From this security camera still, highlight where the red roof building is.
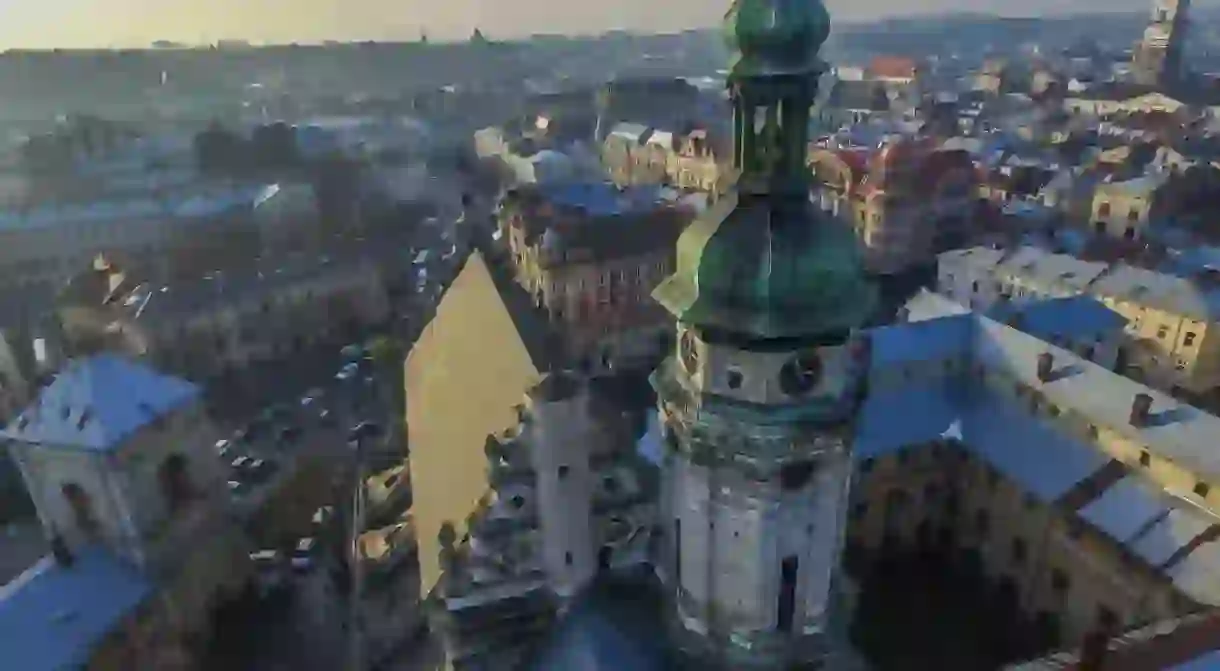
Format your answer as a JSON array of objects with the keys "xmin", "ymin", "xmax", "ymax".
[{"xmin": 867, "ymin": 56, "xmax": 919, "ymax": 82}]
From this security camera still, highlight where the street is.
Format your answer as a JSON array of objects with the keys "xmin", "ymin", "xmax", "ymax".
[{"xmin": 206, "ymin": 557, "xmax": 347, "ymax": 671}]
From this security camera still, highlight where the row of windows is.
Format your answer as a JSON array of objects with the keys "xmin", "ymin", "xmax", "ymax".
[{"xmin": 1095, "ymin": 201, "xmax": 1143, "ymax": 222}]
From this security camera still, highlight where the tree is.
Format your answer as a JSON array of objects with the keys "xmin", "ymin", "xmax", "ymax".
[
  {"xmin": 193, "ymin": 120, "xmax": 248, "ymax": 176},
  {"xmin": 251, "ymin": 121, "xmax": 300, "ymax": 171}
]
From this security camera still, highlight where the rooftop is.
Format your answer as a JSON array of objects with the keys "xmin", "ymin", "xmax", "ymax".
[
  {"xmin": 2, "ymin": 354, "xmax": 199, "ymax": 452},
  {"xmin": 858, "ymin": 309, "xmax": 1220, "ymax": 606},
  {"xmin": 0, "ymin": 183, "xmax": 273, "ymax": 232},
  {"xmin": 0, "ymin": 547, "xmax": 152, "ymax": 671}
]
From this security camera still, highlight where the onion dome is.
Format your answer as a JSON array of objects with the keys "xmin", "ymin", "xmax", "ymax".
[{"xmin": 723, "ymin": 0, "xmax": 831, "ymax": 76}]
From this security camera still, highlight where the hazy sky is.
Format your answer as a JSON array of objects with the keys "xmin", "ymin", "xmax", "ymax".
[{"xmin": 0, "ymin": 0, "xmax": 1204, "ymax": 49}]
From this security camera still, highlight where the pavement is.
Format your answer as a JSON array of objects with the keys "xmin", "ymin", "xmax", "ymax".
[{"xmin": 202, "ymin": 326, "xmax": 424, "ymax": 670}]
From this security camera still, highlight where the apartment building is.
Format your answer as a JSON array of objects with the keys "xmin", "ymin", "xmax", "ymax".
[
  {"xmin": 1089, "ymin": 173, "xmax": 1171, "ymax": 240},
  {"xmin": 1, "ymin": 356, "xmax": 253, "ymax": 669},
  {"xmin": 809, "ymin": 139, "xmax": 976, "ymax": 275},
  {"xmin": 938, "ymin": 245, "xmax": 1220, "ymax": 393},
  {"xmin": 56, "ymin": 254, "xmax": 389, "ymax": 382},
  {"xmin": 851, "ymin": 313, "xmax": 1220, "ymax": 648},
  {"xmin": 497, "ymin": 182, "xmax": 690, "ymax": 373},
  {"xmin": 0, "ymin": 181, "xmax": 320, "ymax": 293},
  {"xmin": 601, "ymin": 123, "xmax": 726, "ymax": 193}
]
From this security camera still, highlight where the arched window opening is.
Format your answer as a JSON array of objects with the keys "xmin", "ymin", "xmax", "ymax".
[{"xmin": 62, "ymin": 482, "xmax": 100, "ymax": 537}]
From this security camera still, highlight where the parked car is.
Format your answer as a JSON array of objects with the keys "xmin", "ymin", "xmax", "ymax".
[
  {"xmin": 318, "ymin": 409, "xmax": 337, "ymax": 427},
  {"xmin": 227, "ymin": 480, "xmax": 246, "ymax": 497},
  {"xmin": 291, "ymin": 537, "xmax": 317, "ymax": 572},
  {"xmin": 336, "ymin": 363, "xmax": 359, "ymax": 382}
]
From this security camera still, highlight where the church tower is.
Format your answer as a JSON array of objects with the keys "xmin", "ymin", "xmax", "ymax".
[
  {"xmin": 651, "ymin": 1, "xmax": 875, "ymax": 668},
  {"xmin": 1132, "ymin": 0, "xmax": 1191, "ymax": 87}
]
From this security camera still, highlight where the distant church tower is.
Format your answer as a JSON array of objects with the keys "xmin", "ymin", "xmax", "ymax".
[
  {"xmin": 651, "ymin": 0, "xmax": 875, "ymax": 668},
  {"xmin": 1132, "ymin": 0, "xmax": 1191, "ymax": 87}
]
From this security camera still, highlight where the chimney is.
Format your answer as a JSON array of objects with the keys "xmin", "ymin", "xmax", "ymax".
[
  {"xmin": 1130, "ymin": 393, "xmax": 1153, "ymax": 427},
  {"xmin": 1036, "ymin": 352, "xmax": 1055, "ymax": 382},
  {"xmin": 1077, "ymin": 629, "xmax": 1111, "ymax": 671},
  {"xmin": 50, "ymin": 532, "xmax": 74, "ymax": 568}
]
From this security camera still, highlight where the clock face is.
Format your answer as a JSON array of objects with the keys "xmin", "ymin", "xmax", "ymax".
[
  {"xmin": 779, "ymin": 351, "xmax": 822, "ymax": 397},
  {"xmin": 679, "ymin": 330, "xmax": 700, "ymax": 374}
]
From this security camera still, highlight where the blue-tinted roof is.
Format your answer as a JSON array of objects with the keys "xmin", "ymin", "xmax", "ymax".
[
  {"xmin": 1167, "ymin": 539, "xmax": 1220, "ymax": 607},
  {"xmin": 1169, "ymin": 650, "xmax": 1220, "ymax": 671},
  {"xmin": 868, "ymin": 315, "xmax": 972, "ymax": 367},
  {"xmin": 2, "ymin": 354, "xmax": 199, "ymax": 452},
  {"xmin": 995, "ymin": 295, "xmax": 1127, "ymax": 341},
  {"xmin": 855, "ymin": 382, "xmax": 961, "ymax": 459},
  {"xmin": 536, "ymin": 182, "xmax": 663, "ymax": 217},
  {"xmin": 0, "ymin": 547, "xmax": 152, "ymax": 671},
  {"xmin": 0, "ymin": 186, "xmax": 265, "ymax": 232},
  {"xmin": 960, "ymin": 390, "xmax": 1109, "ymax": 502},
  {"xmin": 1078, "ymin": 476, "xmax": 1172, "ymax": 543},
  {"xmin": 855, "ymin": 382, "xmax": 1107, "ymax": 502},
  {"xmin": 1128, "ymin": 507, "xmax": 1215, "ymax": 567},
  {"xmin": 972, "ymin": 318, "xmax": 1220, "ymax": 481}
]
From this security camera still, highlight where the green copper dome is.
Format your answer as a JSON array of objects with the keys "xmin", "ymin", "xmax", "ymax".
[
  {"xmin": 723, "ymin": 0, "xmax": 831, "ymax": 76},
  {"xmin": 653, "ymin": 191, "xmax": 876, "ymax": 340},
  {"xmin": 652, "ymin": 0, "xmax": 874, "ymax": 340}
]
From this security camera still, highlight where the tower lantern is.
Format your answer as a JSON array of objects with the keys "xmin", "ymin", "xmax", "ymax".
[{"xmin": 650, "ymin": 0, "xmax": 875, "ymax": 667}]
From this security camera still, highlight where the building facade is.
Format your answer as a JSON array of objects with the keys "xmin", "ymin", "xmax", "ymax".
[
  {"xmin": 56, "ymin": 254, "xmax": 389, "ymax": 382},
  {"xmin": 937, "ymin": 245, "xmax": 1220, "ymax": 394},
  {"xmin": 648, "ymin": 1, "xmax": 875, "ymax": 665},
  {"xmin": 1131, "ymin": 0, "xmax": 1191, "ymax": 87},
  {"xmin": 497, "ymin": 182, "xmax": 690, "ymax": 373},
  {"xmin": 809, "ymin": 141, "xmax": 976, "ymax": 275},
  {"xmin": 851, "ymin": 314, "xmax": 1220, "ymax": 649},
  {"xmin": 601, "ymin": 124, "xmax": 727, "ymax": 193},
  {"xmin": 1, "ymin": 355, "xmax": 253, "ymax": 669}
]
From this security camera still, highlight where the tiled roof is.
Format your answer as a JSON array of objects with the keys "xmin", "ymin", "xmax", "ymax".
[
  {"xmin": 900, "ymin": 289, "xmax": 970, "ymax": 322},
  {"xmin": 1, "ymin": 354, "xmax": 199, "ymax": 452},
  {"xmin": 859, "ymin": 308, "xmax": 1220, "ymax": 498},
  {"xmin": 973, "ymin": 318, "xmax": 1220, "ymax": 481},
  {"xmin": 1078, "ymin": 475, "xmax": 1177, "ymax": 544},
  {"xmin": 994, "ymin": 246, "xmax": 1111, "ymax": 294},
  {"xmin": 939, "ymin": 246, "xmax": 1010, "ymax": 276},
  {"xmin": 0, "ymin": 547, "xmax": 153, "ymax": 671},
  {"xmin": 992, "ymin": 295, "xmax": 1128, "ymax": 341},
  {"xmin": 961, "ymin": 390, "xmax": 1111, "ymax": 502},
  {"xmin": 868, "ymin": 56, "xmax": 918, "ymax": 80},
  {"xmin": 869, "ymin": 314, "xmax": 973, "ymax": 366},
  {"xmin": 855, "ymin": 380, "xmax": 1108, "ymax": 503},
  {"xmin": 1090, "ymin": 264, "xmax": 1220, "ymax": 322}
]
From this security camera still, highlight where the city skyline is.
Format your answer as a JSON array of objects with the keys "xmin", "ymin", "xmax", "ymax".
[{"xmin": 0, "ymin": 0, "xmax": 1200, "ymax": 50}]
